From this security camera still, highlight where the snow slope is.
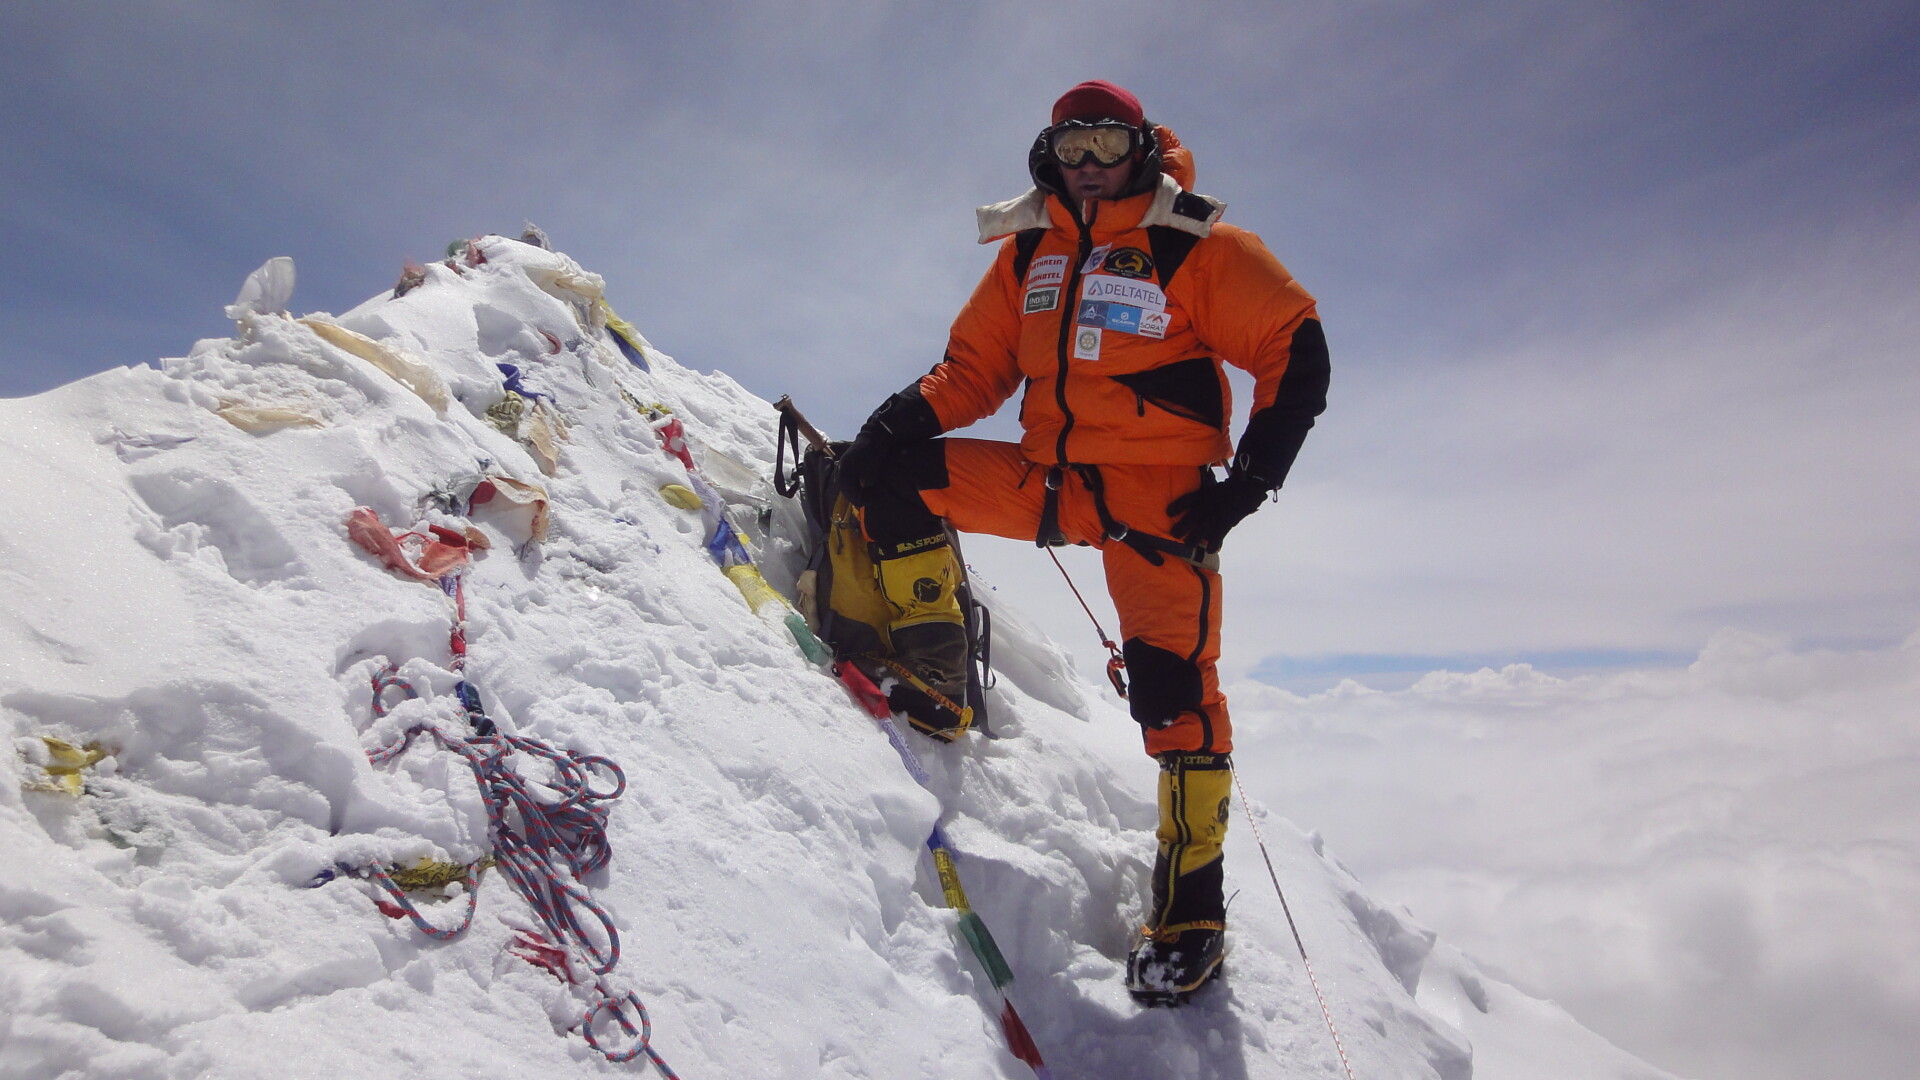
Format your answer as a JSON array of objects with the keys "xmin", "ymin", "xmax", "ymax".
[{"xmin": 0, "ymin": 237, "xmax": 1679, "ymax": 1080}]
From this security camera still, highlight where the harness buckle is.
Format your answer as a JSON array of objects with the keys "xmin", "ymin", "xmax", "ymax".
[{"xmin": 1036, "ymin": 466, "xmax": 1069, "ymax": 547}]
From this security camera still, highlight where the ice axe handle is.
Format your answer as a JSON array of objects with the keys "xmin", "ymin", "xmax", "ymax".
[{"xmin": 774, "ymin": 396, "xmax": 834, "ymax": 458}]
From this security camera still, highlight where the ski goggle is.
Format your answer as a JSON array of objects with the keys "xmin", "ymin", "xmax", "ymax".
[{"xmin": 1046, "ymin": 121, "xmax": 1140, "ymax": 168}]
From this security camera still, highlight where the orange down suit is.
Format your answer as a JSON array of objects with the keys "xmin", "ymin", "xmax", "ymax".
[
  {"xmin": 851, "ymin": 131, "xmax": 1327, "ymax": 938},
  {"xmin": 906, "ymin": 140, "xmax": 1323, "ymax": 759}
]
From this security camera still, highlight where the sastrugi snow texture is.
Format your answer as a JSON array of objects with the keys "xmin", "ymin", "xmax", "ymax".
[{"xmin": 0, "ymin": 237, "xmax": 1679, "ymax": 1079}]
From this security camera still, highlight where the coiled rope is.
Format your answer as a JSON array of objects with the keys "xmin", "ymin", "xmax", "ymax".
[{"xmin": 361, "ymin": 585, "xmax": 680, "ymax": 1076}]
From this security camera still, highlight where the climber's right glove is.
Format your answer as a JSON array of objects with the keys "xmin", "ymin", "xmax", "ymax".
[{"xmin": 837, "ymin": 386, "xmax": 941, "ymax": 500}]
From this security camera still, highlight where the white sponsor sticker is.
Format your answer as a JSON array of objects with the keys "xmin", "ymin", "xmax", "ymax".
[
  {"xmin": 1026, "ymin": 255, "xmax": 1068, "ymax": 289},
  {"xmin": 1023, "ymin": 286, "xmax": 1060, "ymax": 314},
  {"xmin": 1081, "ymin": 245, "xmax": 1112, "ymax": 273},
  {"xmin": 1138, "ymin": 309, "xmax": 1170, "ymax": 339},
  {"xmin": 1073, "ymin": 325, "xmax": 1102, "ymax": 361},
  {"xmin": 1080, "ymin": 275, "xmax": 1167, "ymax": 313}
]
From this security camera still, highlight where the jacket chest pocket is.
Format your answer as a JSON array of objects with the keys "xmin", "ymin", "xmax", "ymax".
[{"xmin": 1107, "ymin": 357, "xmax": 1225, "ymax": 428}]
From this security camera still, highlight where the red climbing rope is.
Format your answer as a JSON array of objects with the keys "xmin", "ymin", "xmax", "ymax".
[{"xmin": 1045, "ymin": 548, "xmax": 1130, "ymax": 698}]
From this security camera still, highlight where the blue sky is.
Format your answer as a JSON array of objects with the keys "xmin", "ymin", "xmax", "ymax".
[{"xmin": 4, "ymin": 1, "xmax": 1917, "ymax": 681}]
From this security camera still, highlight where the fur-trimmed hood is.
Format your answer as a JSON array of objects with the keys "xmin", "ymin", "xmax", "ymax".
[{"xmin": 976, "ymin": 124, "xmax": 1224, "ymax": 244}]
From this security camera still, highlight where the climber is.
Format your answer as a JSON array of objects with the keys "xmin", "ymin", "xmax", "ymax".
[{"xmin": 835, "ymin": 80, "xmax": 1329, "ymax": 1001}]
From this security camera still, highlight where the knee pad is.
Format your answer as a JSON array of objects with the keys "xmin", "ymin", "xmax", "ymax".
[{"xmin": 1123, "ymin": 637, "xmax": 1203, "ymax": 730}]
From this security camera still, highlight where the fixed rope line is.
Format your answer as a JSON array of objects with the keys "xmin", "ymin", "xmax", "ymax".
[{"xmin": 1229, "ymin": 763, "xmax": 1358, "ymax": 1080}]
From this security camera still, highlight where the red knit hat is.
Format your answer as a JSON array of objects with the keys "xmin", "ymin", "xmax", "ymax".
[{"xmin": 1050, "ymin": 80, "xmax": 1144, "ymax": 126}]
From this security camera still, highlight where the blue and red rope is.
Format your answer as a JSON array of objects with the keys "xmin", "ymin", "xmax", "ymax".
[{"xmin": 359, "ymin": 570, "xmax": 678, "ymax": 1076}]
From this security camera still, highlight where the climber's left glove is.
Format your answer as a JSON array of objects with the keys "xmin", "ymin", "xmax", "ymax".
[{"xmin": 1167, "ymin": 471, "xmax": 1270, "ymax": 554}]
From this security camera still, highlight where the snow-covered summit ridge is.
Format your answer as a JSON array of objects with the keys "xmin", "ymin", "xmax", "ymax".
[{"xmin": 0, "ymin": 237, "xmax": 1678, "ymax": 1079}]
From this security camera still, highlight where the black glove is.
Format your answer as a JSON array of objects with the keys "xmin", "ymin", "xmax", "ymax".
[
  {"xmin": 1167, "ymin": 471, "xmax": 1269, "ymax": 553},
  {"xmin": 837, "ymin": 387, "xmax": 943, "ymax": 501},
  {"xmin": 835, "ymin": 424, "xmax": 897, "ymax": 501}
]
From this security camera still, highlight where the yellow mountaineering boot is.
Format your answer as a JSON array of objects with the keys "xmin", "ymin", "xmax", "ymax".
[
  {"xmin": 1127, "ymin": 751, "xmax": 1232, "ymax": 1004},
  {"xmin": 872, "ymin": 537, "xmax": 972, "ymax": 741}
]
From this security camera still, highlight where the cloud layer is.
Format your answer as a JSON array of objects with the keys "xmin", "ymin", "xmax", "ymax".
[{"xmin": 1229, "ymin": 631, "xmax": 1920, "ymax": 1080}]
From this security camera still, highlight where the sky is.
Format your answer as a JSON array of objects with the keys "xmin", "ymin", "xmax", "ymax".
[{"xmin": 4, "ymin": 2, "xmax": 1919, "ymax": 1077}]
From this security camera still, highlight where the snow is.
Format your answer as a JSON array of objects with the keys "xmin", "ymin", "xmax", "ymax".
[{"xmin": 0, "ymin": 237, "xmax": 1680, "ymax": 1079}]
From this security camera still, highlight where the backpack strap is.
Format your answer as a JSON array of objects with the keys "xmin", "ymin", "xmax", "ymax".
[
  {"xmin": 774, "ymin": 407, "xmax": 803, "ymax": 498},
  {"xmin": 1010, "ymin": 228, "xmax": 1047, "ymax": 284},
  {"xmin": 1146, "ymin": 225, "xmax": 1204, "ymax": 289}
]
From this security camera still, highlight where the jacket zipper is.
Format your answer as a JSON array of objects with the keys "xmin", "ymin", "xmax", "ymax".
[{"xmin": 1053, "ymin": 201, "xmax": 1096, "ymax": 465}]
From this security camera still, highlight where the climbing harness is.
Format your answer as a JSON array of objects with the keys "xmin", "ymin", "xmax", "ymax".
[
  {"xmin": 836, "ymin": 664, "xmax": 1051, "ymax": 1079},
  {"xmin": 1035, "ymin": 465, "xmax": 1229, "ymax": 700},
  {"xmin": 1230, "ymin": 763, "xmax": 1358, "ymax": 1080},
  {"xmin": 1035, "ymin": 463, "xmax": 1219, "ymax": 571},
  {"xmin": 1044, "ymin": 548, "xmax": 1130, "ymax": 700}
]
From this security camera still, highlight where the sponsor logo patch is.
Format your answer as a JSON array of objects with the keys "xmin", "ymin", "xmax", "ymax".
[
  {"xmin": 1073, "ymin": 326, "xmax": 1103, "ymax": 361},
  {"xmin": 1102, "ymin": 247, "xmax": 1155, "ymax": 279},
  {"xmin": 1138, "ymin": 310, "xmax": 1170, "ymax": 339},
  {"xmin": 1081, "ymin": 276, "xmax": 1167, "ymax": 312},
  {"xmin": 1025, "ymin": 255, "xmax": 1068, "ymax": 289},
  {"xmin": 1081, "ymin": 245, "xmax": 1112, "ymax": 273},
  {"xmin": 1024, "ymin": 286, "xmax": 1060, "ymax": 314},
  {"xmin": 1103, "ymin": 304, "xmax": 1143, "ymax": 335},
  {"xmin": 1079, "ymin": 300, "xmax": 1143, "ymax": 335}
]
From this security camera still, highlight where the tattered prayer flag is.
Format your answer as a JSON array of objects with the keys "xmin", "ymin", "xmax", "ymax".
[
  {"xmin": 468, "ymin": 475, "xmax": 550, "ymax": 542},
  {"xmin": 599, "ymin": 300, "xmax": 652, "ymax": 371},
  {"xmin": 301, "ymin": 318, "xmax": 451, "ymax": 412},
  {"xmin": 345, "ymin": 508, "xmax": 478, "ymax": 583}
]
